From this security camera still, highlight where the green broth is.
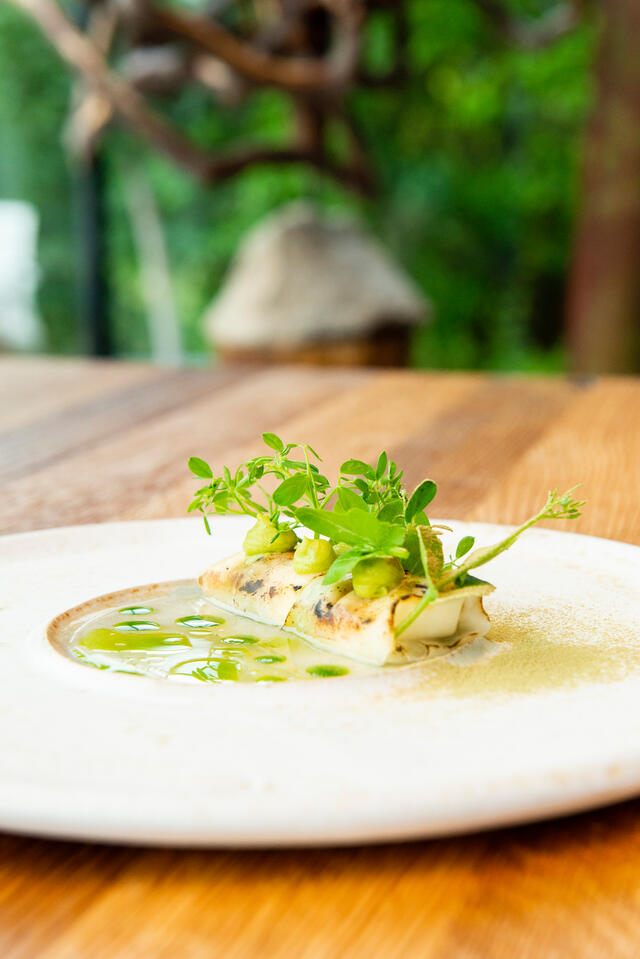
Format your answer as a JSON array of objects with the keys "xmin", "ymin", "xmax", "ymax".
[{"xmin": 63, "ymin": 582, "xmax": 370, "ymax": 685}]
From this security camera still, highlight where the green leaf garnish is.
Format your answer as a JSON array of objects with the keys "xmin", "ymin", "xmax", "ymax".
[
  {"xmin": 455, "ymin": 535, "xmax": 475, "ymax": 559},
  {"xmin": 188, "ymin": 457, "xmax": 213, "ymax": 479},
  {"xmin": 336, "ymin": 486, "xmax": 369, "ymax": 512},
  {"xmin": 262, "ymin": 432, "xmax": 284, "ymax": 452},
  {"xmin": 295, "ymin": 507, "xmax": 405, "ymax": 551},
  {"xmin": 187, "ymin": 441, "xmax": 584, "ymax": 637},
  {"xmin": 406, "ymin": 479, "xmax": 437, "ymax": 523},
  {"xmin": 273, "ymin": 474, "xmax": 308, "ymax": 506},
  {"xmin": 376, "ymin": 451, "xmax": 388, "ymax": 479},
  {"xmin": 340, "ymin": 458, "xmax": 375, "ymax": 479}
]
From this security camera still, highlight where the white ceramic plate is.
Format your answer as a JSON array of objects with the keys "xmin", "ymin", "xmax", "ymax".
[{"xmin": 1, "ymin": 517, "xmax": 639, "ymax": 847}]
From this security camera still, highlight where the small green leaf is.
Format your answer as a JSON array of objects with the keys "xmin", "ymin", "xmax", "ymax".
[
  {"xmin": 188, "ymin": 457, "xmax": 213, "ymax": 479},
  {"xmin": 323, "ymin": 547, "xmax": 370, "ymax": 585},
  {"xmin": 406, "ymin": 479, "xmax": 437, "ymax": 523},
  {"xmin": 378, "ymin": 497, "xmax": 404, "ymax": 523},
  {"xmin": 455, "ymin": 535, "xmax": 475, "ymax": 559},
  {"xmin": 262, "ymin": 432, "xmax": 284, "ymax": 452},
  {"xmin": 273, "ymin": 474, "xmax": 308, "ymax": 506},
  {"xmin": 340, "ymin": 458, "xmax": 375, "ymax": 479},
  {"xmin": 336, "ymin": 487, "xmax": 368, "ymax": 511},
  {"xmin": 295, "ymin": 507, "xmax": 405, "ymax": 550},
  {"xmin": 376, "ymin": 451, "xmax": 388, "ymax": 479}
]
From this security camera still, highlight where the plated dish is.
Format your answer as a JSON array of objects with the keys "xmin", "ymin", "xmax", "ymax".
[
  {"xmin": 4, "ymin": 434, "xmax": 640, "ymax": 847},
  {"xmin": 3, "ymin": 514, "xmax": 640, "ymax": 845},
  {"xmin": 62, "ymin": 434, "xmax": 583, "ymax": 683}
]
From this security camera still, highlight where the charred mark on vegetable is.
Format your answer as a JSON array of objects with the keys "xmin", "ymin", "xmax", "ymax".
[
  {"xmin": 238, "ymin": 579, "xmax": 264, "ymax": 594},
  {"xmin": 313, "ymin": 598, "xmax": 334, "ymax": 621}
]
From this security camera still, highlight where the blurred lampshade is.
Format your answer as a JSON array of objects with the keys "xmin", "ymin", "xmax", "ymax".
[{"xmin": 203, "ymin": 202, "xmax": 430, "ymax": 366}]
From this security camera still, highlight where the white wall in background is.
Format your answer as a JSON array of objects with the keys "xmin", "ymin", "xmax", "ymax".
[{"xmin": 0, "ymin": 200, "xmax": 43, "ymax": 351}]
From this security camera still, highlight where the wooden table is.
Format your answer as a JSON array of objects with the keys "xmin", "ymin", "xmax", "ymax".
[{"xmin": 1, "ymin": 356, "xmax": 639, "ymax": 959}]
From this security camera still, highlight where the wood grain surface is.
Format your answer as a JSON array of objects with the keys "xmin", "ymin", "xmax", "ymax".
[{"xmin": 1, "ymin": 356, "xmax": 640, "ymax": 959}]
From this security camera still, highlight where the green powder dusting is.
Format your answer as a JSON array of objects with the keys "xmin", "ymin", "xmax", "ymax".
[{"xmin": 407, "ymin": 609, "xmax": 640, "ymax": 700}]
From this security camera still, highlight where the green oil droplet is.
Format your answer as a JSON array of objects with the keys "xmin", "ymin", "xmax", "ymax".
[
  {"xmin": 223, "ymin": 635, "xmax": 259, "ymax": 646},
  {"xmin": 255, "ymin": 655, "xmax": 286, "ymax": 664},
  {"xmin": 81, "ymin": 629, "xmax": 192, "ymax": 652},
  {"xmin": 255, "ymin": 675, "xmax": 287, "ymax": 682},
  {"xmin": 118, "ymin": 606, "xmax": 153, "ymax": 615},
  {"xmin": 113, "ymin": 621, "xmax": 160, "ymax": 632},
  {"xmin": 175, "ymin": 615, "xmax": 225, "ymax": 628},
  {"xmin": 307, "ymin": 665, "xmax": 349, "ymax": 678}
]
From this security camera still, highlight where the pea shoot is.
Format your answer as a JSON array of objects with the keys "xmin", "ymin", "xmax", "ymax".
[{"xmin": 188, "ymin": 434, "xmax": 585, "ymax": 637}]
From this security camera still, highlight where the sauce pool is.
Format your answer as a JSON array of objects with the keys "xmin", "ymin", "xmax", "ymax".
[{"xmin": 63, "ymin": 582, "xmax": 384, "ymax": 684}]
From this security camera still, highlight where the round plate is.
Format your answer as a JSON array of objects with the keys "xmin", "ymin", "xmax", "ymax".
[{"xmin": 1, "ymin": 517, "xmax": 639, "ymax": 847}]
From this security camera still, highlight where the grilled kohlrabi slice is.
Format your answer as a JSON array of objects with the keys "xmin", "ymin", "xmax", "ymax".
[
  {"xmin": 198, "ymin": 551, "xmax": 320, "ymax": 626},
  {"xmin": 199, "ymin": 552, "xmax": 494, "ymax": 665}
]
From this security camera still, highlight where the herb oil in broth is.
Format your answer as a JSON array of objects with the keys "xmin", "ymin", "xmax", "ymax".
[{"xmin": 64, "ymin": 583, "xmax": 378, "ymax": 684}]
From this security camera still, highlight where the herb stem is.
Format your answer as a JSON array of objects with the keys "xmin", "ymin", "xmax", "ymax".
[
  {"xmin": 303, "ymin": 446, "xmax": 320, "ymax": 509},
  {"xmin": 394, "ymin": 526, "xmax": 438, "ymax": 637},
  {"xmin": 437, "ymin": 488, "xmax": 584, "ymax": 588}
]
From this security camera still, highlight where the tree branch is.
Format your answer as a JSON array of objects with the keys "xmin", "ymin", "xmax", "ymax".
[
  {"xmin": 150, "ymin": 0, "xmax": 363, "ymax": 93},
  {"xmin": 8, "ymin": 0, "xmax": 372, "ymax": 193}
]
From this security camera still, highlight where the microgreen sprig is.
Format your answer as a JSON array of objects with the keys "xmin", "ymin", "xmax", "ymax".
[
  {"xmin": 437, "ymin": 487, "xmax": 586, "ymax": 588},
  {"xmin": 188, "ymin": 438, "xmax": 584, "ymax": 636},
  {"xmin": 188, "ymin": 433, "xmax": 331, "ymax": 533},
  {"xmin": 337, "ymin": 453, "xmax": 406, "ymax": 520}
]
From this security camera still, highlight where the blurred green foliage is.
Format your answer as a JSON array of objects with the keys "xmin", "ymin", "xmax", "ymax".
[{"xmin": 0, "ymin": 0, "xmax": 595, "ymax": 369}]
